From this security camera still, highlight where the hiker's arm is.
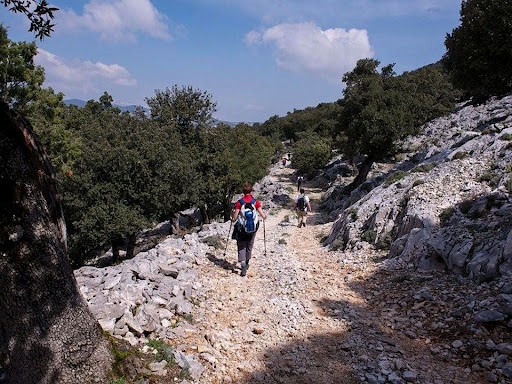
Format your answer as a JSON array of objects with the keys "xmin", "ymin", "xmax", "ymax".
[
  {"xmin": 232, "ymin": 208, "xmax": 240, "ymax": 221},
  {"xmin": 257, "ymin": 207, "xmax": 267, "ymax": 220},
  {"xmin": 307, "ymin": 202, "xmax": 312, "ymax": 212}
]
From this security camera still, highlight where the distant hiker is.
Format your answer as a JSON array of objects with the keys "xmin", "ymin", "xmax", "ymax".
[
  {"xmin": 232, "ymin": 182, "xmax": 267, "ymax": 276},
  {"xmin": 282, "ymin": 157, "xmax": 287, "ymax": 166},
  {"xmin": 297, "ymin": 175, "xmax": 304, "ymax": 191},
  {"xmin": 287, "ymin": 152, "xmax": 291, "ymax": 161},
  {"xmin": 295, "ymin": 188, "xmax": 311, "ymax": 228}
]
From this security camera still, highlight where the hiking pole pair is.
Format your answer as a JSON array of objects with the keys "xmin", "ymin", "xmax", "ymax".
[{"xmin": 223, "ymin": 219, "xmax": 233, "ymax": 257}]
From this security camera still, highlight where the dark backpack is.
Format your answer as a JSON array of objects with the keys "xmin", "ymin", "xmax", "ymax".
[{"xmin": 297, "ymin": 196, "xmax": 307, "ymax": 211}]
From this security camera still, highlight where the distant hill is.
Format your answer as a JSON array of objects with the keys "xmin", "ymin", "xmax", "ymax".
[
  {"xmin": 64, "ymin": 99, "xmax": 258, "ymax": 126},
  {"xmin": 64, "ymin": 99, "xmax": 148, "ymax": 114}
]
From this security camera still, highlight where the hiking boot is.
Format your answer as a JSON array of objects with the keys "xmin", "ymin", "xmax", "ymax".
[
  {"xmin": 241, "ymin": 265, "xmax": 248, "ymax": 277},
  {"xmin": 303, "ymin": 222, "xmax": 306, "ymax": 227}
]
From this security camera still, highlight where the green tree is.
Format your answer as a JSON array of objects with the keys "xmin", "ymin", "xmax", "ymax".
[
  {"xmin": 338, "ymin": 59, "xmax": 417, "ymax": 190},
  {"xmin": 443, "ymin": 0, "xmax": 512, "ymax": 100},
  {"xmin": 292, "ymin": 132, "xmax": 331, "ymax": 178},
  {"xmin": 146, "ymin": 85, "xmax": 217, "ymax": 143},
  {"xmin": 0, "ymin": 24, "xmax": 45, "ymax": 110}
]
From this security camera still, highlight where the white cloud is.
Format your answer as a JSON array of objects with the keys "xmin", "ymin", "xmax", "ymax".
[
  {"xmin": 58, "ymin": 0, "xmax": 171, "ymax": 42},
  {"xmin": 246, "ymin": 22, "xmax": 374, "ymax": 84},
  {"xmin": 35, "ymin": 48, "xmax": 136, "ymax": 97}
]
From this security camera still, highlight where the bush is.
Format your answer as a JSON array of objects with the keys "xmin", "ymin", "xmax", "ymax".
[
  {"xmin": 412, "ymin": 179, "xmax": 425, "ymax": 187},
  {"xmin": 443, "ymin": 0, "xmax": 512, "ymax": 100},
  {"xmin": 504, "ymin": 176, "xmax": 512, "ymax": 193},
  {"xmin": 201, "ymin": 235, "xmax": 225, "ymax": 249},
  {"xmin": 452, "ymin": 151, "xmax": 468, "ymax": 160},
  {"xmin": 500, "ymin": 133, "xmax": 512, "ymax": 141},
  {"xmin": 361, "ymin": 229, "xmax": 377, "ymax": 244},
  {"xmin": 412, "ymin": 163, "xmax": 437, "ymax": 173},
  {"xmin": 440, "ymin": 207, "xmax": 455, "ymax": 226}
]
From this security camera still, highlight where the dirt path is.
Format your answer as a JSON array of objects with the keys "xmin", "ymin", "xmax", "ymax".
[{"xmin": 177, "ymin": 164, "xmax": 481, "ymax": 384}]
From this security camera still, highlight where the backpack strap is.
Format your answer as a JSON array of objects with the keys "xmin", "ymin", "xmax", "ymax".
[{"xmin": 250, "ymin": 198, "xmax": 256, "ymax": 205}]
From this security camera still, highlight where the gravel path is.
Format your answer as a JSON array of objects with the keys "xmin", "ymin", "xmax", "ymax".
[{"xmin": 174, "ymin": 165, "xmax": 486, "ymax": 384}]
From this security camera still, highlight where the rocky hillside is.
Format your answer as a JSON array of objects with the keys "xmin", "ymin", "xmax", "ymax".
[{"xmin": 324, "ymin": 93, "xmax": 512, "ymax": 282}]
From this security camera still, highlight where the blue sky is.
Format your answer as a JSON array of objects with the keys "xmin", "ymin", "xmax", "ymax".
[{"xmin": 1, "ymin": 0, "xmax": 462, "ymax": 122}]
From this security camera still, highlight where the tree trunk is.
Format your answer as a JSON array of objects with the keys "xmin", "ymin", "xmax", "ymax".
[
  {"xmin": 223, "ymin": 194, "xmax": 234, "ymax": 222},
  {"xmin": 0, "ymin": 102, "xmax": 112, "ymax": 384},
  {"xmin": 126, "ymin": 233, "xmax": 136, "ymax": 259},
  {"xmin": 112, "ymin": 238, "xmax": 121, "ymax": 264},
  {"xmin": 347, "ymin": 155, "xmax": 375, "ymax": 192},
  {"xmin": 200, "ymin": 205, "xmax": 210, "ymax": 224},
  {"xmin": 169, "ymin": 211, "xmax": 180, "ymax": 234}
]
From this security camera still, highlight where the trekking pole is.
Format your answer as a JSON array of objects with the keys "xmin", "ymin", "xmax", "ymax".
[
  {"xmin": 223, "ymin": 219, "xmax": 233, "ymax": 257},
  {"xmin": 263, "ymin": 219, "xmax": 267, "ymax": 257}
]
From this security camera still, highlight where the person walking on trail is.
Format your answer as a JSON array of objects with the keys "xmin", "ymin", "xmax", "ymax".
[
  {"xmin": 297, "ymin": 175, "xmax": 304, "ymax": 191},
  {"xmin": 295, "ymin": 188, "xmax": 311, "ymax": 228},
  {"xmin": 232, "ymin": 182, "xmax": 267, "ymax": 277}
]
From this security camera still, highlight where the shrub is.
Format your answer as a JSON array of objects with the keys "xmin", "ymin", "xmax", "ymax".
[
  {"xmin": 201, "ymin": 235, "xmax": 225, "ymax": 249},
  {"xmin": 505, "ymin": 176, "xmax": 512, "ymax": 193},
  {"xmin": 452, "ymin": 151, "xmax": 468, "ymax": 160},
  {"xmin": 384, "ymin": 171, "xmax": 409, "ymax": 187},
  {"xmin": 348, "ymin": 208, "xmax": 358, "ymax": 220},
  {"xmin": 412, "ymin": 163, "xmax": 437, "ymax": 173},
  {"xmin": 439, "ymin": 207, "xmax": 455, "ymax": 226},
  {"xmin": 278, "ymin": 238, "xmax": 287, "ymax": 245},
  {"xmin": 361, "ymin": 229, "xmax": 377, "ymax": 244},
  {"xmin": 376, "ymin": 232, "xmax": 393, "ymax": 250},
  {"xmin": 146, "ymin": 339, "xmax": 176, "ymax": 366},
  {"xmin": 500, "ymin": 133, "xmax": 512, "ymax": 141},
  {"xmin": 412, "ymin": 179, "xmax": 425, "ymax": 187}
]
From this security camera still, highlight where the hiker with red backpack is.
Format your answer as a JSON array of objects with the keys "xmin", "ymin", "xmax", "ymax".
[
  {"xmin": 231, "ymin": 182, "xmax": 267, "ymax": 276},
  {"xmin": 295, "ymin": 188, "xmax": 311, "ymax": 228}
]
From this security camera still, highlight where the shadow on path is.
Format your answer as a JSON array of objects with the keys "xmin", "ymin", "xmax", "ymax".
[{"xmin": 206, "ymin": 252, "xmax": 239, "ymax": 272}]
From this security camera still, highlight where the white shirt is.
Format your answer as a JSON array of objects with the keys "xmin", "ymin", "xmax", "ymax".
[{"xmin": 295, "ymin": 194, "xmax": 310, "ymax": 211}]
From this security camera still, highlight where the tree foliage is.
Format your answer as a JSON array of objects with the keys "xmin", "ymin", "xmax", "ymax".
[
  {"xmin": 443, "ymin": 0, "xmax": 512, "ymax": 100},
  {"xmin": 1, "ymin": 0, "xmax": 58, "ymax": 39},
  {"xmin": 0, "ymin": 24, "xmax": 45, "ymax": 109},
  {"xmin": 337, "ymin": 58, "xmax": 458, "ymax": 190},
  {"xmin": 292, "ymin": 132, "xmax": 331, "ymax": 178}
]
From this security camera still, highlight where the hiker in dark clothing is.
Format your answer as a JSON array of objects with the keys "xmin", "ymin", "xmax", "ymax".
[
  {"xmin": 297, "ymin": 175, "xmax": 304, "ymax": 191},
  {"xmin": 232, "ymin": 182, "xmax": 267, "ymax": 276}
]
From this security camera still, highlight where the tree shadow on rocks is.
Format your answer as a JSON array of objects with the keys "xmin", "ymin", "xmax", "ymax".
[{"xmin": 206, "ymin": 252, "xmax": 239, "ymax": 273}]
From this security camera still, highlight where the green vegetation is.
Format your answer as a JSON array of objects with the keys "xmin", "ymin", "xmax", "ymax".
[
  {"xmin": 500, "ymin": 133, "xmax": 512, "ymax": 141},
  {"xmin": 412, "ymin": 163, "xmax": 438, "ymax": 173},
  {"xmin": 146, "ymin": 339, "xmax": 176, "ymax": 366},
  {"xmin": 361, "ymin": 229, "xmax": 377, "ymax": 244},
  {"xmin": 443, "ymin": 0, "xmax": 512, "ymax": 101},
  {"xmin": 384, "ymin": 171, "xmax": 409, "ymax": 187},
  {"xmin": 278, "ymin": 238, "xmax": 287, "ymax": 245},
  {"xmin": 440, "ymin": 207, "xmax": 455, "ymax": 226},
  {"xmin": 412, "ymin": 179, "xmax": 425, "ymax": 187},
  {"xmin": 201, "ymin": 235, "xmax": 225, "ymax": 249},
  {"xmin": 348, "ymin": 208, "xmax": 358, "ymax": 220},
  {"xmin": 504, "ymin": 176, "xmax": 512, "ymax": 193},
  {"xmin": 452, "ymin": 151, "xmax": 469, "ymax": 160},
  {"xmin": 291, "ymin": 132, "xmax": 331, "ymax": 177}
]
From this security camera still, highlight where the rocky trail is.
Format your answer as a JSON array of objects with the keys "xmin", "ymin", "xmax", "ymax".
[{"xmin": 170, "ymin": 164, "xmax": 490, "ymax": 384}]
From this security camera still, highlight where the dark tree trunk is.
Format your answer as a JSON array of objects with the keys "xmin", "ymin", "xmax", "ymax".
[
  {"xmin": 223, "ymin": 194, "xmax": 234, "ymax": 222},
  {"xmin": 169, "ymin": 211, "xmax": 180, "ymax": 234},
  {"xmin": 347, "ymin": 155, "xmax": 375, "ymax": 192},
  {"xmin": 112, "ymin": 238, "xmax": 121, "ymax": 264},
  {"xmin": 0, "ymin": 102, "xmax": 112, "ymax": 384},
  {"xmin": 126, "ymin": 233, "xmax": 136, "ymax": 259},
  {"xmin": 200, "ymin": 205, "xmax": 210, "ymax": 224}
]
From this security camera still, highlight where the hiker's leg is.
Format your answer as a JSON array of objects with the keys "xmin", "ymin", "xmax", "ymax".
[
  {"xmin": 245, "ymin": 234, "xmax": 256, "ymax": 262},
  {"xmin": 237, "ymin": 239, "xmax": 248, "ymax": 264}
]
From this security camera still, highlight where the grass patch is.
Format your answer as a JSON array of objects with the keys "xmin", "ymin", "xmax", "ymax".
[
  {"xmin": 452, "ymin": 151, "xmax": 468, "ymax": 160},
  {"xmin": 347, "ymin": 208, "xmax": 358, "ymax": 220},
  {"xmin": 201, "ymin": 235, "xmax": 225, "ymax": 249},
  {"xmin": 499, "ymin": 133, "xmax": 512, "ymax": 141},
  {"xmin": 411, "ymin": 163, "xmax": 437, "ymax": 173},
  {"xmin": 179, "ymin": 366, "xmax": 192, "ymax": 380},
  {"xmin": 479, "ymin": 170, "xmax": 501, "ymax": 188},
  {"xmin": 111, "ymin": 379, "xmax": 126, "ymax": 384},
  {"xmin": 278, "ymin": 238, "xmax": 287, "ymax": 245},
  {"xmin": 384, "ymin": 171, "xmax": 408, "ymax": 187},
  {"xmin": 146, "ymin": 339, "xmax": 176, "ymax": 366},
  {"xmin": 412, "ymin": 179, "xmax": 425, "ymax": 187}
]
